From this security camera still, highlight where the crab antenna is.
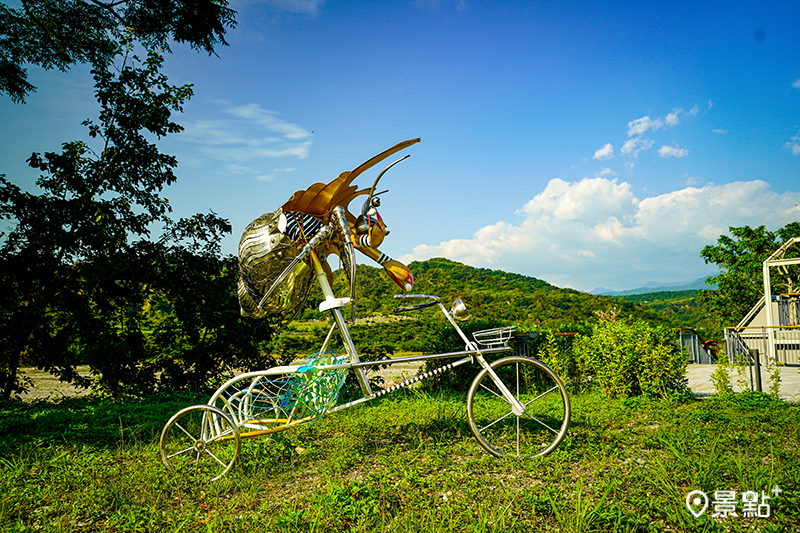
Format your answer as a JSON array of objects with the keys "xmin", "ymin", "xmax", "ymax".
[{"xmin": 361, "ymin": 155, "xmax": 410, "ymax": 215}]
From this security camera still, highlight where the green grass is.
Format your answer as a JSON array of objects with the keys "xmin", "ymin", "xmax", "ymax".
[{"xmin": 1, "ymin": 390, "xmax": 799, "ymax": 532}]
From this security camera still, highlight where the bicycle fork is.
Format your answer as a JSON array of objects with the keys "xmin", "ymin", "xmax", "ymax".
[
  {"xmin": 437, "ymin": 302, "xmax": 527, "ymax": 417},
  {"xmin": 310, "ymin": 251, "xmax": 374, "ymax": 398}
]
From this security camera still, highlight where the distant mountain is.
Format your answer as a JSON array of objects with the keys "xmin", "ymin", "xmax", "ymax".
[
  {"xmin": 591, "ymin": 286, "xmax": 615, "ymax": 295},
  {"xmin": 590, "ymin": 277, "xmax": 715, "ymax": 297},
  {"xmin": 313, "ymin": 257, "xmax": 674, "ymax": 330}
]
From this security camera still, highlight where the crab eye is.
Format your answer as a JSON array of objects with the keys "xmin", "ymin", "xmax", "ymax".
[{"xmin": 355, "ymin": 215, "xmax": 370, "ymax": 235}]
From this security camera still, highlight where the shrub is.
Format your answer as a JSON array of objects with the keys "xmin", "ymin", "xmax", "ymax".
[
  {"xmin": 539, "ymin": 331, "xmax": 587, "ymax": 393},
  {"xmin": 573, "ymin": 319, "xmax": 688, "ymax": 398}
]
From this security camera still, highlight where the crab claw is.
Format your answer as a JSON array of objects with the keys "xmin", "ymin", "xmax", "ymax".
[
  {"xmin": 382, "ymin": 259, "xmax": 414, "ymax": 291},
  {"xmin": 354, "ymin": 245, "xmax": 414, "ymax": 291}
]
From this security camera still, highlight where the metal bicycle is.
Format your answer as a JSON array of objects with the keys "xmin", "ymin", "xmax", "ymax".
[
  {"xmin": 159, "ymin": 139, "xmax": 571, "ymax": 481},
  {"xmin": 159, "ymin": 276, "xmax": 571, "ymax": 482}
]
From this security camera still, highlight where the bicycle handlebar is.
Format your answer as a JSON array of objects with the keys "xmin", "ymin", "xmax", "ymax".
[
  {"xmin": 393, "ymin": 293, "xmax": 440, "ymax": 302},
  {"xmin": 392, "ymin": 300, "xmax": 440, "ymax": 313}
]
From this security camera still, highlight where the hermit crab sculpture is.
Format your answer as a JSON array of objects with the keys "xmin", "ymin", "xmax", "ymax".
[{"xmin": 237, "ymin": 138, "xmax": 419, "ymax": 321}]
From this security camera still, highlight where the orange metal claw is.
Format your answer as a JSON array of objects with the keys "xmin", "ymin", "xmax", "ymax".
[{"xmin": 355, "ymin": 245, "xmax": 414, "ymax": 291}]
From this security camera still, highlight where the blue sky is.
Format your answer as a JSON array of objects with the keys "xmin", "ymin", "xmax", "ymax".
[{"xmin": 2, "ymin": 0, "xmax": 800, "ymax": 292}]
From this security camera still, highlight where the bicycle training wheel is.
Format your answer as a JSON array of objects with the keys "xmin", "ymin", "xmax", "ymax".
[
  {"xmin": 160, "ymin": 404, "xmax": 241, "ymax": 482},
  {"xmin": 466, "ymin": 356, "xmax": 570, "ymax": 458}
]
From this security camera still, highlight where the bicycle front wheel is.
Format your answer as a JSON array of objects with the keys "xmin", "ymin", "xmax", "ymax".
[{"xmin": 466, "ymin": 356, "xmax": 570, "ymax": 458}]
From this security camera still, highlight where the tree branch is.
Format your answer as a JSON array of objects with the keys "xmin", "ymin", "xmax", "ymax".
[{"xmin": 86, "ymin": 0, "xmax": 128, "ymax": 27}]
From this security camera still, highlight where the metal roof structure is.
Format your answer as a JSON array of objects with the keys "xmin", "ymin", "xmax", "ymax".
[{"xmin": 762, "ymin": 237, "xmax": 800, "ymax": 361}]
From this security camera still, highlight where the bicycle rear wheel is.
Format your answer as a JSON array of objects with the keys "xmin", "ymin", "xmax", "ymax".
[
  {"xmin": 160, "ymin": 404, "xmax": 241, "ymax": 482},
  {"xmin": 466, "ymin": 356, "xmax": 570, "ymax": 458}
]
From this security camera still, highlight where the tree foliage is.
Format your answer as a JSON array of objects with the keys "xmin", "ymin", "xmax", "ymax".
[
  {"xmin": 329, "ymin": 257, "xmax": 671, "ymax": 330},
  {"xmin": 619, "ymin": 290, "xmax": 719, "ymax": 341},
  {"xmin": 700, "ymin": 222, "xmax": 800, "ymax": 328},
  {"xmin": 0, "ymin": 0, "xmax": 236, "ymax": 102},
  {"xmin": 0, "ymin": 45, "xmax": 276, "ymax": 399}
]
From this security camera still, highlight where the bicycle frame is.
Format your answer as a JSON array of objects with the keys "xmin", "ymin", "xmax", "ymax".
[{"xmin": 304, "ymin": 247, "xmax": 528, "ymax": 414}]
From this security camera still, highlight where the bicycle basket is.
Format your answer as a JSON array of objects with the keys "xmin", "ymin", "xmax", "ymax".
[
  {"xmin": 472, "ymin": 326, "xmax": 517, "ymax": 347},
  {"xmin": 288, "ymin": 351, "xmax": 349, "ymax": 418}
]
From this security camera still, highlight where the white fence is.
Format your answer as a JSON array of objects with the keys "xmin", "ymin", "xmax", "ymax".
[{"xmin": 724, "ymin": 326, "xmax": 800, "ymax": 366}]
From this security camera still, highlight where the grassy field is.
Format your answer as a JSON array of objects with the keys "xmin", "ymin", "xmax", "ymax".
[{"xmin": 1, "ymin": 389, "xmax": 798, "ymax": 532}]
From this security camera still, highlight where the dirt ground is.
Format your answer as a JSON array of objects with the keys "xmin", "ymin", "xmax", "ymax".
[
  {"xmin": 12, "ymin": 367, "xmax": 94, "ymax": 402},
  {"xmin": 12, "ymin": 362, "xmax": 426, "ymax": 403},
  {"xmin": 14, "ymin": 362, "xmax": 800, "ymax": 403}
]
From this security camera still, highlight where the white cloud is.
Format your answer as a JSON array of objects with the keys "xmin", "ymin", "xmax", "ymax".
[
  {"xmin": 665, "ymin": 109, "xmax": 682, "ymax": 127},
  {"xmin": 399, "ymin": 178, "xmax": 800, "ymax": 291},
  {"xmin": 713, "ymin": 129, "xmax": 728, "ymax": 134},
  {"xmin": 596, "ymin": 167, "xmax": 617, "ymax": 177},
  {"xmin": 254, "ymin": 0, "xmax": 325, "ymax": 15},
  {"xmin": 793, "ymin": 79, "xmax": 800, "ymax": 89},
  {"xmin": 621, "ymin": 137, "xmax": 653, "ymax": 157},
  {"xmin": 415, "ymin": 0, "xmax": 468, "ymax": 9},
  {"xmin": 593, "ymin": 143, "xmax": 614, "ymax": 160},
  {"xmin": 225, "ymin": 104, "xmax": 312, "ymax": 141},
  {"xmin": 226, "ymin": 164, "xmax": 262, "ymax": 175},
  {"xmin": 612, "ymin": 107, "xmax": 696, "ymax": 160},
  {"xmin": 255, "ymin": 167, "xmax": 297, "ymax": 182},
  {"xmin": 658, "ymin": 145, "xmax": 689, "ymax": 158},
  {"xmin": 785, "ymin": 131, "xmax": 800, "ymax": 156},
  {"xmin": 627, "ymin": 116, "xmax": 663, "ymax": 136},
  {"xmin": 203, "ymin": 143, "xmax": 312, "ymax": 161},
  {"xmin": 179, "ymin": 102, "xmax": 313, "ymax": 175},
  {"xmin": 225, "ymin": 163, "xmax": 290, "ymax": 182}
]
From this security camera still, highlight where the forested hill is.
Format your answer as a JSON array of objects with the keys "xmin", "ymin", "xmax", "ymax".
[{"xmin": 327, "ymin": 257, "xmax": 670, "ymax": 330}]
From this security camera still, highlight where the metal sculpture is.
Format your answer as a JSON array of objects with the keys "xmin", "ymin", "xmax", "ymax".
[
  {"xmin": 160, "ymin": 139, "xmax": 572, "ymax": 482},
  {"xmin": 237, "ymin": 138, "xmax": 419, "ymax": 319}
]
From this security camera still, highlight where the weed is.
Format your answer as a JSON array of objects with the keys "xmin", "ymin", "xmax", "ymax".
[
  {"xmin": 1, "ymin": 391, "xmax": 798, "ymax": 532},
  {"xmin": 723, "ymin": 390, "xmax": 785, "ymax": 411},
  {"xmin": 733, "ymin": 352, "xmax": 750, "ymax": 392},
  {"xmin": 710, "ymin": 354, "xmax": 735, "ymax": 396},
  {"xmin": 766, "ymin": 356, "xmax": 783, "ymax": 399}
]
